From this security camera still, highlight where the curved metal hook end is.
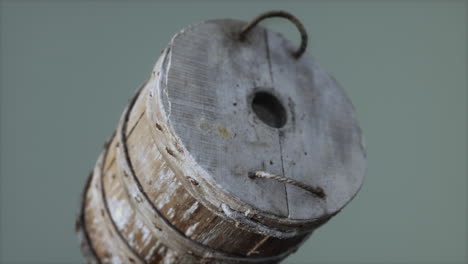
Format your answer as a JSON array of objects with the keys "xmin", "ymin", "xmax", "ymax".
[{"xmin": 239, "ymin": 10, "xmax": 308, "ymax": 59}]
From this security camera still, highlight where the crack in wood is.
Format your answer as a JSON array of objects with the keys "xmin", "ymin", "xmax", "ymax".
[
  {"xmin": 127, "ymin": 110, "xmax": 146, "ymax": 137},
  {"xmin": 264, "ymin": 28, "xmax": 290, "ymax": 217},
  {"xmin": 247, "ymin": 236, "xmax": 270, "ymax": 256}
]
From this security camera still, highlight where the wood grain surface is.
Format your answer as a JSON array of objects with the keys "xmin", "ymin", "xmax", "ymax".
[{"xmin": 77, "ymin": 18, "xmax": 366, "ymax": 264}]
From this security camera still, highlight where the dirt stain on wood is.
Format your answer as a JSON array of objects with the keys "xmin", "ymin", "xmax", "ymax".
[{"xmin": 216, "ymin": 124, "xmax": 231, "ymax": 139}]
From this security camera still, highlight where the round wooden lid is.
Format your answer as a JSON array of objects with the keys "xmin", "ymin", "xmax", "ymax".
[{"xmin": 150, "ymin": 18, "xmax": 366, "ymax": 223}]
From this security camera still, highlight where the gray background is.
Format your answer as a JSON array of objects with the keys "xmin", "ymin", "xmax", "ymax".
[{"xmin": 0, "ymin": 0, "xmax": 467, "ymax": 263}]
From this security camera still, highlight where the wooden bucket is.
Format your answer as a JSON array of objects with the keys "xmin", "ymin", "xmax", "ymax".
[{"xmin": 76, "ymin": 11, "xmax": 366, "ymax": 264}]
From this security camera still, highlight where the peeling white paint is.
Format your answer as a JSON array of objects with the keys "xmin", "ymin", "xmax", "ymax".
[
  {"xmin": 185, "ymin": 222, "xmax": 199, "ymax": 237},
  {"xmin": 182, "ymin": 201, "xmax": 199, "ymax": 221},
  {"xmin": 110, "ymin": 254, "xmax": 123, "ymax": 264},
  {"xmin": 162, "ymin": 250, "xmax": 176, "ymax": 264},
  {"xmin": 167, "ymin": 207, "xmax": 176, "ymax": 219},
  {"xmin": 109, "ymin": 195, "xmax": 131, "ymax": 229}
]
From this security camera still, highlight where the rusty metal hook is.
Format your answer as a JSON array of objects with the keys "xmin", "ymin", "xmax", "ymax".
[{"xmin": 239, "ymin": 10, "xmax": 308, "ymax": 59}]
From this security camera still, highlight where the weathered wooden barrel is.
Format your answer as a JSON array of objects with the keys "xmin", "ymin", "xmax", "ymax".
[{"xmin": 76, "ymin": 11, "xmax": 366, "ymax": 264}]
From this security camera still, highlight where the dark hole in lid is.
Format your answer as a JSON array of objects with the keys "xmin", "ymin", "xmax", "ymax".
[{"xmin": 251, "ymin": 91, "xmax": 287, "ymax": 128}]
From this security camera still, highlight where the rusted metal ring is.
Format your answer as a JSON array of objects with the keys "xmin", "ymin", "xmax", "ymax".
[{"xmin": 239, "ymin": 10, "xmax": 308, "ymax": 59}]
